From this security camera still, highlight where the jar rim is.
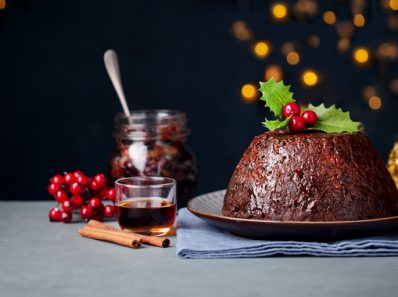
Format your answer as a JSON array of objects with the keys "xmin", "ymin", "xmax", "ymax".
[
  {"xmin": 114, "ymin": 109, "xmax": 186, "ymax": 124},
  {"xmin": 113, "ymin": 109, "xmax": 190, "ymax": 140}
]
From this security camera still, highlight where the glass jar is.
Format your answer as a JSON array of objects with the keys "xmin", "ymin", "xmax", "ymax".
[{"xmin": 109, "ymin": 110, "xmax": 197, "ymax": 208}]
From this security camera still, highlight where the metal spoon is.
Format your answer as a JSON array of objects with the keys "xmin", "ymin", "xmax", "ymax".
[{"xmin": 104, "ymin": 49, "xmax": 131, "ymax": 117}]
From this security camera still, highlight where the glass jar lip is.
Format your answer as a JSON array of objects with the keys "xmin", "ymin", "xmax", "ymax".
[
  {"xmin": 113, "ymin": 109, "xmax": 190, "ymax": 140},
  {"xmin": 114, "ymin": 109, "xmax": 186, "ymax": 124},
  {"xmin": 115, "ymin": 176, "xmax": 176, "ymax": 188}
]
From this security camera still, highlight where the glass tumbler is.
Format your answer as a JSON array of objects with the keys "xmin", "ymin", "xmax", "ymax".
[{"xmin": 114, "ymin": 177, "xmax": 176, "ymax": 236}]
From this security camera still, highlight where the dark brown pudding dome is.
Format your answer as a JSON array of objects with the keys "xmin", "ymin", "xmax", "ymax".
[{"xmin": 223, "ymin": 130, "xmax": 398, "ymax": 221}]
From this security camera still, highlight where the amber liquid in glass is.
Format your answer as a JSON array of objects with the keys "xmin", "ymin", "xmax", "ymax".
[{"xmin": 116, "ymin": 197, "xmax": 176, "ymax": 236}]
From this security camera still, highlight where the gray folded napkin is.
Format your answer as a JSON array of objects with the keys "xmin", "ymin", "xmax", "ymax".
[{"xmin": 176, "ymin": 208, "xmax": 398, "ymax": 259}]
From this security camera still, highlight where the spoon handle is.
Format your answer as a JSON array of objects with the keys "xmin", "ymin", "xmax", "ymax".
[{"xmin": 104, "ymin": 49, "xmax": 131, "ymax": 117}]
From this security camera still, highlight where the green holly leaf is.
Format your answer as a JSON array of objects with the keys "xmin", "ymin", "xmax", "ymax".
[
  {"xmin": 259, "ymin": 78, "xmax": 295, "ymax": 117},
  {"xmin": 307, "ymin": 103, "xmax": 362, "ymax": 133},
  {"xmin": 262, "ymin": 116, "xmax": 291, "ymax": 131}
]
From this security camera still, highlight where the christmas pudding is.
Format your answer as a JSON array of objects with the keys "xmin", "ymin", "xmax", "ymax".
[{"xmin": 222, "ymin": 79, "xmax": 398, "ymax": 221}]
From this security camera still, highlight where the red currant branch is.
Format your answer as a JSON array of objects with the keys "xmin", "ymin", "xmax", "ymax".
[{"xmin": 48, "ymin": 171, "xmax": 116, "ymax": 223}]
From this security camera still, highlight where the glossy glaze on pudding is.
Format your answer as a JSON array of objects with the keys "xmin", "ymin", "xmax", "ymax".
[{"xmin": 223, "ymin": 130, "xmax": 398, "ymax": 221}]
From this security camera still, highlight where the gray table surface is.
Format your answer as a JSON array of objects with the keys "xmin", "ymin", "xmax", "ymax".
[{"xmin": 1, "ymin": 201, "xmax": 398, "ymax": 297}]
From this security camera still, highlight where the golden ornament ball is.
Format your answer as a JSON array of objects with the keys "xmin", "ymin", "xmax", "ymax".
[{"xmin": 387, "ymin": 142, "xmax": 398, "ymax": 188}]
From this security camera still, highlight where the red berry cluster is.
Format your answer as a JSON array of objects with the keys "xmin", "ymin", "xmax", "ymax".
[
  {"xmin": 47, "ymin": 171, "xmax": 116, "ymax": 223},
  {"xmin": 282, "ymin": 103, "xmax": 318, "ymax": 133}
]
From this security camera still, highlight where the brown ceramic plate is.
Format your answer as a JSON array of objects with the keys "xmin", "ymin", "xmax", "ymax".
[{"xmin": 187, "ymin": 190, "xmax": 398, "ymax": 241}]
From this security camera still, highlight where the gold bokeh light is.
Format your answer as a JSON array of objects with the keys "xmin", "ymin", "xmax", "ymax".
[
  {"xmin": 368, "ymin": 96, "xmax": 382, "ymax": 110},
  {"xmin": 294, "ymin": 0, "xmax": 318, "ymax": 16},
  {"xmin": 336, "ymin": 21, "xmax": 354, "ymax": 38},
  {"xmin": 353, "ymin": 14, "xmax": 365, "ymax": 27},
  {"xmin": 307, "ymin": 35, "xmax": 320, "ymax": 48},
  {"xmin": 265, "ymin": 65, "xmax": 283, "ymax": 81},
  {"xmin": 390, "ymin": 0, "xmax": 398, "ymax": 11},
  {"xmin": 302, "ymin": 70, "xmax": 319, "ymax": 86},
  {"xmin": 337, "ymin": 38, "xmax": 350, "ymax": 53},
  {"xmin": 363, "ymin": 86, "xmax": 376, "ymax": 99},
  {"xmin": 253, "ymin": 41, "xmax": 270, "ymax": 58},
  {"xmin": 241, "ymin": 84, "xmax": 258, "ymax": 102},
  {"xmin": 323, "ymin": 11, "xmax": 336, "ymax": 25},
  {"xmin": 272, "ymin": 3, "xmax": 288, "ymax": 20},
  {"xmin": 0, "ymin": 0, "xmax": 6, "ymax": 9},
  {"xmin": 390, "ymin": 79, "xmax": 398, "ymax": 93},
  {"xmin": 232, "ymin": 20, "xmax": 252, "ymax": 41},
  {"xmin": 281, "ymin": 42, "xmax": 294, "ymax": 55},
  {"xmin": 353, "ymin": 48, "xmax": 370, "ymax": 64},
  {"xmin": 387, "ymin": 15, "xmax": 398, "ymax": 30},
  {"xmin": 286, "ymin": 51, "xmax": 300, "ymax": 65}
]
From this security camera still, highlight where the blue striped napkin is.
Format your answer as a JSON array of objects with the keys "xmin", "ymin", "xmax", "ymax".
[{"xmin": 176, "ymin": 208, "xmax": 398, "ymax": 259}]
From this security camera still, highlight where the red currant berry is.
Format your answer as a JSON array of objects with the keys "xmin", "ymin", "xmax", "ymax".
[
  {"xmin": 80, "ymin": 205, "xmax": 93, "ymax": 221},
  {"xmin": 105, "ymin": 188, "xmax": 116, "ymax": 202},
  {"xmin": 73, "ymin": 170, "xmax": 85, "ymax": 178},
  {"xmin": 89, "ymin": 197, "xmax": 101, "ymax": 208},
  {"xmin": 93, "ymin": 173, "xmax": 107, "ymax": 187},
  {"xmin": 64, "ymin": 173, "xmax": 76, "ymax": 185},
  {"xmin": 76, "ymin": 175, "xmax": 90, "ymax": 186},
  {"xmin": 70, "ymin": 182, "xmax": 84, "ymax": 195},
  {"xmin": 48, "ymin": 207, "xmax": 61, "ymax": 222},
  {"xmin": 48, "ymin": 183, "xmax": 60, "ymax": 196},
  {"xmin": 283, "ymin": 103, "xmax": 301, "ymax": 118},
  {"xmin": 90, "ymin": 180, "xmax": 103, "ymax": 192},
  {"xmin": 288, "ymin": 116, "xmax": 306, "ymax": 133},
  {"xmin": 104, "ymin": 205, "xmax": 115, "ymax": 217},
  {"xmin": 55, "ymin": 190, "xmax": 68, "ymax": 203},
  {"xmin": 60, "ymin": 211, "xmax": 72, "ymax": 223},
  {"xmin": 62, "ymin": 200, "xmax": 74, "ymax": 213},
  {"xmin": 301, "ymin": 110, "xmax": 318, "ymax": 126},
  {"xmin": 51, "ymin": 175, "xmax": 64, "ymax": 186},
  {"xmin": 71, "ymin": 195, "xmax": 83, "ymax": 207}
]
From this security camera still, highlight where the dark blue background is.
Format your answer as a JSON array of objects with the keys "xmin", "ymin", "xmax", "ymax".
[{"xmin": 1, "ymin": 0, "xmax": 397, "ymax": 200}]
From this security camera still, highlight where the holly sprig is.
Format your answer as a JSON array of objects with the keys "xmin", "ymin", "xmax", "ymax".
[
  {"xmin": 259, "ymin": 78, "xmax": 361, "ymax": 133},
  {"xmin": 306, "ymin": 103, "xmax": 361, "ymax": 133},
  {"xmin": 262, "ymin": 116, "xmax": 291, "ymax": 131},
  {"xmin": 259, "ymin": 79, "xmax": 295, "ymax": 116}
]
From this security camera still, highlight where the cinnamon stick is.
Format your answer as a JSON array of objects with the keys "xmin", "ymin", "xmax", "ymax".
[
  {"xmin": 131, "ymin": 232, "xmax": 170, "ymax": 248},
  {"xmin": 78, "ymin": 226, "xmax": 142, "ymax": 248},
  {"xmin": 88, "ymin": 220, "xmax": 171, "ymax": 248}
]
